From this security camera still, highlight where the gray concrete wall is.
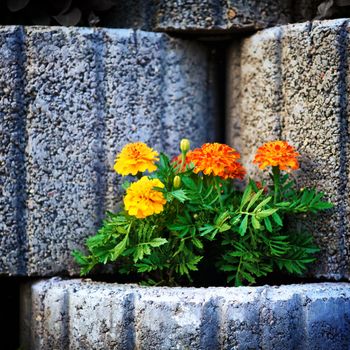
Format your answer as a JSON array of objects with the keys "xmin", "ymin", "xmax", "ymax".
[
  {"xmin": 20, "ymin": 278, "xmax": 350, "ymax": 350},
  {"xmin": 0, "ymin": 26, "xmax": 216, "ymax": 276},
  {"xmin": 227, "ymin": 19, "xmax": 350, "ymax": 280}
]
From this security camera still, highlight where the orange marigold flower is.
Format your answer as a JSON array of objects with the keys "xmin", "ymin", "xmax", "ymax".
[
  {"xmin": 253, "ymin": 141, "xmax": 299, "ymax": 171},
  {"xmin": 114, "ymin": 142, "xmax": 159, "ymax": 176},
  {"xmin": 124, "ymin": 176, "xmax": 166, "ymax": 219},
  {"xmin": 187, "ymin": 143, "xmax": 246, "ymax": 180}
]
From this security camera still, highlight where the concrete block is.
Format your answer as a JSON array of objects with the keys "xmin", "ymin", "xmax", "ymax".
[
  {"xmin": 102, "ymin": 0, "xmax": 294, "ymax": 34},
  {"xmin": 0, "ymin": 26, "xmax": 215, "ymax": 276},
  {"xmin": 227, "ymin": 19, "xmax": 350, "ymax": 280},
  {"xmin": 20, "ymin": 278, "xmax": 350, "ymax": 350}
]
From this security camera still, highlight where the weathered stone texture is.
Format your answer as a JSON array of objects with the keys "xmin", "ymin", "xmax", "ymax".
[
  {"xmin": 20, "ymin": 278, "xmax": 350, "ymax": 350},
  {"xmin": 155, "ymin": 0, "xmax": 291, "ymax": 33},
  {"xmin": 0, "ymin": 26, "xmax": 215, "ymax": 276},
  {"xmin": 0, "ymin": 26, "xmax": 27, "ymax": 275},
  {"xmin": 101, "ymin": 0, "xmax": 297, "ymax": 34},
  {"xmin": 227, "ymin": 19, "xmax": 350, "ymax": 280}
]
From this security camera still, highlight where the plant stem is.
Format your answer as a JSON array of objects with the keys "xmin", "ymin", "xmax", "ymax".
[
  {"xmin": 180, "ymin": 151, "xmax": 186, "ymax": 170},
  {"xmin": 215, "ymin": 177, "xmax": 224, "ymax": 210},
  {"xmin": 272, "ymin": 166, "xmax": 280, "ymax": 204}
]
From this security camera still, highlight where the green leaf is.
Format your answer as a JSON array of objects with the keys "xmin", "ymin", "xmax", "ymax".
[
  {"xmin": 276, "ymin": 201, "xmax": 291, "ymax": 208},
  {"xmin": 148, "ymin": 238, "xmax": 168, "ymax": 247},
  {"xmin": 251, "ymin": 216, "xmax": 261, "ymax": 230},
  {"xmin": 198, "ymin": 224, "xmax": 217, "ymax": 236},
  {"xmin": 221, "ymin": 265, "xmax": 236, "ymax": 272},
  {"xmin": 246, "ymin": 189, "xmax": 264, "ymax": 210},
  {"xmin": 240, "ymin": 185, "xmax": 253, "ymax": 210},
  {"xmin": 253, "ymin": 196, "xmax": 272, "ymax": 212},
  {"xmin": 264, "ymin": 216, "xmax": 273, "ymax": 232},
  {"xmin": 238, "ymin": 215, "xmax": 248, "ymax": 236},
  {"xmin": 231, "ymin": 214, "xmax": 242, "ymax": 226},
  {"xmin": 256, "ymin": 208, "xmax": 278, "ymax": 219},
  {"xmin": 313, "ymin": 201, "xmax": 334, "ymax": 210},
  {"xmin": 168, "ymin": 189, "xmax": 189, "ymax": 203},
  {"xmin": 272, "ymin": 212, "xmax": 283, "ymax": 226},
  {"xmin": 192, "ymin": 237, "xmax": 204, "ymax": 249},
  {"xmin": 72, "ymin": 250, "xmax": 89, "ymax": 266},
  {"xmin": 219, "ymin": 223, "xmax": 231, "ymax": 232},
  {"xmin": 110, "ymin": 236, "xmax": 128, "ymax": 261}
]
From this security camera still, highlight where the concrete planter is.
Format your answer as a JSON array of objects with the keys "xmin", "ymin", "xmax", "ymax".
[
  {"xmin": 21, "ymin": 278, "xmax": 350, "ymax": 350},
  {"xmin": 227, "ymin": 19, "xmax": 350, "ymax": 281},
  {"xmin": 0, "ymin": 26, "xmax": 216, "ymax": 276}
]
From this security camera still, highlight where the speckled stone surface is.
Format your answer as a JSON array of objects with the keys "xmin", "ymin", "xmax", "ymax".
[
  {"xmin": 155, "ymin": 0, "xmax": 291, "ymax": 33},
  {"xmin": 20, "ymin": 278, "xmax": 350, "ymax": 350},
  {"xmin": 0, "ymin": 26, "xmax": 215, "ymax": 276},
  {"xmin": 102, "ymin": 0, "xmax": 322, "ymax": 35},
  {"xmin": 227, "ymin": 19, "xmax": 350, "ymax": 280},
  {"xmin": 0, "ymin": 27, "xmax": 27, "ymax": 276}
]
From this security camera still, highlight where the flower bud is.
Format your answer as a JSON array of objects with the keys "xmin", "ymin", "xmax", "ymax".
[
  {"xmin": 180, "ymin": 139, "xmax": 190, "ymax": 153},
  {"xmin": 173, "ymin": 175, "xmax": 181, "ymax": 189}
]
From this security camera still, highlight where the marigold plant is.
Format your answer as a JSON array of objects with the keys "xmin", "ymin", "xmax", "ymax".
[{"xmin": 74, "ymin": 139, "xmax": 333, "ymax": 287}]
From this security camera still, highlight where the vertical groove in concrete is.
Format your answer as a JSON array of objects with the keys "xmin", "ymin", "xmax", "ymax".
[
  {"xmin": 226, "ymin": 40, "xmax": 242, "ymax": 153},
  {"xmin": 134, "ymin": 30, "xmax": 164, "ymax": 152},
  {"xmin": 14, "ymin": 26, "xmax": 28, "ymax": 276},
  {"xmin": 335, "ymin": 21, "xmax": 349, "ymax": 277},
  {"xmin": 61, "ymin": 287, "xmax": 70, "ymax": 350},
  {"xmin": 346, "ymin": 21, "xmax": 350, "ymax": 280},
  {"xmin": 92, "ymin": 30, "xmax": 108, "ymax": 227},
  {"xmin": 14, "ymin": 27, "xmax": 28, "ymax": 275},
  {"xmin": 0, "ymin": 26, "xmax": 27, "ymax": 275},
  {"xmin": 119, "ymin": 292, "xmax": 136, "ymax": 350},
  {"xmin": 199, "ymin": 297, "xmax": 220, "ymax": 349},
  {"xmin": 102, "ymin": 28, "xmax": 136, "ymax": 212},
  {"xmin": 161, "ymin": 37, "xmax": 214, "ymax": 154},
  {"xmin": 260, "ymin": 287, "xmax": 306, "ymax": 350}
]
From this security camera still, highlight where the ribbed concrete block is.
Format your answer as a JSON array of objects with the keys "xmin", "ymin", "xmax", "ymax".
[
  {"xmin": 227, "ymin": 19, "xmax": 350, "ymax": 280},
  {"xmin": 155, "ymin": 0, "xmax": 291, "ymax": 33},
  {"xmin": 0, "ymin": 26, "xmax": 215, "ymax": 276},
  {"xmin": 20, "ymin": 278, "xmax": 350, "ymax": 350},
  {"xmin": 103, "ymin": 0, "xmax": 294, "ymax": 34}
]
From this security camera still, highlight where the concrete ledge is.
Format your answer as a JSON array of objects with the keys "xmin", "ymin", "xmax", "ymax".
[
  {"xmin": 0, "ymin": 26, "xmax": 216, "ymax": 276},
  {"xmin": 20, "ymin": 278, "xmax": 350, "ymax": 350},
  {"xmin": 227, "ymin": 19, "xmax": 350, "ymax": 280}
]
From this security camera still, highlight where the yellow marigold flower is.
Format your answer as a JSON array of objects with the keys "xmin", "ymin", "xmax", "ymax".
[
  {"xmin": 253, "ymin": 140, "xmax": 300, "ymax": 171},
  {"xmin": 124, "ymin": 176, "xmax": 166, "ymax": 219},
  {"xmin": 187, "ymin": 143, "xmax": 246, "ymax": 180},
  {"xmin": 114, "ymin": 142, "xmax": 159, "ymax": 176}
]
